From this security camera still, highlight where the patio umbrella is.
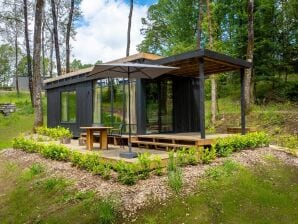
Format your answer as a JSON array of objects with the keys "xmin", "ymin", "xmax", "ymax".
[{"xmin": 88, "ymin": 62, "xmax": 178, "ymax": 158}]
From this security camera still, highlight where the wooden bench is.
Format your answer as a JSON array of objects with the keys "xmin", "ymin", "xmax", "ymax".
[{"xmin": 0, "ymin": 103, "xmax": 16, "ymax": 116}]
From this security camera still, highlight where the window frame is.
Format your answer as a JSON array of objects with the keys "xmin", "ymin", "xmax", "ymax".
[{"xmin": 60, "ymin": 90, "xmax": 77, "ymax": 123}]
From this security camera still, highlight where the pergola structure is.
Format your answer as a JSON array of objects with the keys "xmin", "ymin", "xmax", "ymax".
[{"xmin": 152, "ymin": 49, "xmax": 251, "ymax": 139}]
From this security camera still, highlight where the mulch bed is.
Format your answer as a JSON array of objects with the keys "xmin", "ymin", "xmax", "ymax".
[{"xmin": 0, "ymin": 147, "xmax": 297, "ymax": 220}]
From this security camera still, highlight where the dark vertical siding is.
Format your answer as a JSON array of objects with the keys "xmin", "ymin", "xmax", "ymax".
[
  {"xmin": 46, "ymin": 80, "xmax": 93, "ymax": 138},
  {"xmin": 173, "ymin": 77, "xmax": 200, "ymax": 132},
  {"xmin": 47, "ymin": 88, "xmax": 60, "ymax": 128},
  {"xmin": 47, "ymin": 77, "xmax": 200, "ymax": 137}
]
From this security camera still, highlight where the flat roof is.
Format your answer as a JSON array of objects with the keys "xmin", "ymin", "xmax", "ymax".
[
  {"xmin": 152, "ymin": 49, "xmax": 251, "ymax": 76},
  {"xmin": 44, "ymin": 52, "xmax": 162, "ymax": 84},
  {"xmin": 44, "ymin": 49, "xmax": 251, "ymax": 87}
]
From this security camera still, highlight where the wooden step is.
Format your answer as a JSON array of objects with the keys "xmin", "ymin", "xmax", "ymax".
[{"xmin": 131, "ymin": 140, "xmax": 191, "ymax": 150}]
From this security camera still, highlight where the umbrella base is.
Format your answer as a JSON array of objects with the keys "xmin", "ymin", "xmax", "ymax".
[{"xmin": 119, "ymin": 151, "xmax": 138, "ymax": 159}]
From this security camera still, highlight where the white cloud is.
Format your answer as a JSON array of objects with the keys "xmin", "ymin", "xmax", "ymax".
[{"xmin": 71, "ymin": 0, "xmax": 148, "ymax": 64}]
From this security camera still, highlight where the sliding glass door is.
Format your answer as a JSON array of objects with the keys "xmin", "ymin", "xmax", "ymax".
[
  {"xmin": 145, "ymin": 79, "xmax": 173, "ymax": 134},
  {"xmin": 93, "ymin": 78, "xmax": 136, "ymax": 133}
]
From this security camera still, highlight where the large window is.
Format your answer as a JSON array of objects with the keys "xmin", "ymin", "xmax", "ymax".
[
  {"xmin": 93, "ymin": 78, "xmax": 136, "ymax": 133},
  {"xmin": 61, "ymin": 91, "xmax": 76, "ymax": 123},
  {"xmin": 145, "ymin": 79, "xmax": 173, "ymax": 133}
]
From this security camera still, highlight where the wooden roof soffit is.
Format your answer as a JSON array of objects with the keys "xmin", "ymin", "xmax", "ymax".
[{"xmin": 152, "ymin": 49, "xmax": 251, "ymax": 77}]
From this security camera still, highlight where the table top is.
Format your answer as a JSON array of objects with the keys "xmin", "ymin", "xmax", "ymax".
[{"xmin": 80, "ymin": 126, "xmax": 113, "ymax": 130}]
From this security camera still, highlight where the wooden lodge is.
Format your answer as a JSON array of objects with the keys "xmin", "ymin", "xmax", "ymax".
[{"xmin": 44, "ymin": 49, "xmax": 251, "ymax": 148}]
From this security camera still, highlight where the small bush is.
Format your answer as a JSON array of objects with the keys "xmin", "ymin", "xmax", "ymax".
[
  {"xmin": 36, "ymin": 126, "xmax": 73, "ymax": 140},
  {"xmin": 137, "ymin": 152, "xmax": 152, "ymax": 179},
  {"xmin": 214, "ymin": 132, "xmax": 270, "ymax": 157},
  {"xmin": 41, "ymin": 143, "xmax": 70, "ymax": 161},
  {"xmin": 92, "ymin": 163, "xmax": 112, "ymax": 180},
  {"xmin": 115, "ymin": 161, "xmax": 138, "ymax": 185},
  {"xmin": 152, "ymin": 155, "xmax": 163, "ymax": 176},
  {"xmin": 199, "ymin": 147, "xmax": 216, "ymax": 164},
  {"xmin": 176, "ymin": 148, "xmax": 188, "ymax": 166}
]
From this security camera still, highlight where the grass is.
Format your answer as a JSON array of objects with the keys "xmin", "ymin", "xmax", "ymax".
[
  {"xmin": 134, "ymin": 159, "xmax": 298, "ymax": 223},
  {"xmin": 0, "ymin": 161, "xmax": 119, "ymax": 223},
  {"xmin": 0, "ymin": 91, "xmax": 47, "ymax": 149}
]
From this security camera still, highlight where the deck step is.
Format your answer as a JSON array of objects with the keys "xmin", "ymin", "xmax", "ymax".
[{"xmin": 131, "ymin": 140, "xmax": 191, "ymax": 149}]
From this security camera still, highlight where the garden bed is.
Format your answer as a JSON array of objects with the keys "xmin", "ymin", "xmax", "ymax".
[{"xmin": 1, "ymin": 146, "xmax": 297, "ymax": 220}]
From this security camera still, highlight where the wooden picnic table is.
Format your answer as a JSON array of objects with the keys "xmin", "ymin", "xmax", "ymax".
[{"xmin": 80, "ymin": 126, "xmax": 113, "ymax": 150}]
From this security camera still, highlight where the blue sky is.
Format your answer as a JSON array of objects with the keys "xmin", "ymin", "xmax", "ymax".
[
  {"xmin": 126, "ymin": 0, "xmax": 157, "ymax": 6},
  {"xmin": 71, "ymin": 0, "xmax": 154, "ymax": 63}
]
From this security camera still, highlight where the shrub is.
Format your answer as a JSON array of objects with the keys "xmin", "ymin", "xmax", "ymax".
[
  {"xmin": 176, "ymin": 148, "xmax": 188, "ymax": 166},
  {"xmin": 36, "ymin": 126, "xmax": 73, "ymax": 140},
  {"xmin": 152, "ymin": 155, "xmax": 163, "ymax": 176},
  {"xmin": 200, "ymin": 147, "xmax": 216, "ymax": 164},
  {"xmin": 69, "ymin": 151, "xmax": 86, "ymax": 168},
  {"xmin": 115, "ymin": 161, "xmax": 138, "ymax": 185},
  {"xmin": 41, "ymin": 143, "xmax": 70, "ymax": 161},
  {"xmin": 186, "ymin": 147, "xmax": 199, "ymax": 165},
  {"xmin": 214, "ymin": 132, "xmax": 270, "ymax": 157},
  {"xmin": 137, "ymin": 152, "xmax": 152, "ymax": 179}
]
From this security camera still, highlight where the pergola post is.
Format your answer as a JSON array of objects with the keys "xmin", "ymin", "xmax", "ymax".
[
  {"xmin": 240, "ymin": 68, "xmax": 246, "ymax": 135},
  {"xmin": 199, "ymin": 58, "xmax": 205, "ymax": 139}
]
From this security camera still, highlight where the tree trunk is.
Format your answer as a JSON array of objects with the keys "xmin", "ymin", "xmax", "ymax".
[
  {"xmin": 41, "ymin": 18, "xmax": 46, "ymax": 78},
  {"xmin": 14, "ymin": 0, "xmax": 19, "ymax": 96},
  {"xmin": 206, "ymin": 0, "xmax": 217, "ymax": 126},
  {"xmin": 66, "ymin": 0, "xmax": 75, "ymax": 73},
  {"xmin": 197, "ymin": 0, "xmax": 203, "ymax": 49},
  {"xmin": 32, "ymin": 0, "xmax": 44, "ymax": 129},
  {"xmin": 50, "ymin": 0, "xmax": 61, "ymax": 76},
  {"xmin": 126, "ymin": 0, "xmax": 133, "ymax": 57},
  {"xmin": 244, "ymin": 0, "xmax": 254, "ymax": 114},
  {"xmin": 14, "ymin": 33, "xmax": 19, "ymax": 96},
  {"xmin": 50, "ymin": 31, "xmax": 54, "ymax": 77},
  {"xmin": 23, "ymin": 0, "xmax": 34, "ymax": 106}
]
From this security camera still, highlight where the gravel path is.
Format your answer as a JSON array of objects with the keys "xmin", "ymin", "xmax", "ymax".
[{"xmin": 0, "ymin": 147, "xmax": 297, "ymax": 220}]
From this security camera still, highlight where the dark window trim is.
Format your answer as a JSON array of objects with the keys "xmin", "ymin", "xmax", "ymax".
[{"xmin": 60, "ymin": 90, "xmax": 77, "ymax": 123}]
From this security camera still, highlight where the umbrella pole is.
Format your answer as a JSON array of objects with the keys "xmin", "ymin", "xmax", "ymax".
[
  {"xmin": 128, "ymin": 72, "xmax": 132, "ymax": 152},
  {"xmin": 120, "ymin": 70, "xmax": 137, "ymax": 158}
]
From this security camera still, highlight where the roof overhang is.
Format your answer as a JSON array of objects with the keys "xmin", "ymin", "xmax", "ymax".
[{"xmin": 152, "ymin": 49, "xmax": 251, "ymax": 77}]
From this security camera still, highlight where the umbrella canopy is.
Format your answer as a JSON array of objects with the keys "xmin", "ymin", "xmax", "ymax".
[
  {"xmin": 88, "ymin": 62, "xmax": 178, "ymax": 159},
  {"xmin": 88, "ymin": 62, "xmax": 178, "ymax": 79}
]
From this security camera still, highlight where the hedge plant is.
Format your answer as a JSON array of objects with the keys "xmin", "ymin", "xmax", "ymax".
[
  {"xmin": 214, "ymin": 132, "xmax": 270, "ymax": 157},
  {"xmin": 36, "ymin": 126, "xmax": 73, "ymax": 140},
  {"xmin": 12, "ymin": 132, "xmax": 270, "ymax": 185}
]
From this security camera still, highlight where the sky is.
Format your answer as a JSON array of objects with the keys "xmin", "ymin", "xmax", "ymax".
[{"xmin": 71, "ymin": 0, "xmax": 157, "ymax": 64}]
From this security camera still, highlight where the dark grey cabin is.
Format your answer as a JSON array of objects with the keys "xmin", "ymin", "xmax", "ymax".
[{"xmin": 44, "ymin": 49, "xmax": 251, "ymax": 138}]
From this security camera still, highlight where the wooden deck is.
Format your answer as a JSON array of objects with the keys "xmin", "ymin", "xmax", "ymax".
[{"xmin": 110, "ymin": 132, "xmax": 233, "ymax": 150}]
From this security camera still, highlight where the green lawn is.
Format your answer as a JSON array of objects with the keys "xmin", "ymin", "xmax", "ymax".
[
  {"xmin": 134, "ymin": 158, "xmax": 298, "ymax": 224},
  {"xmin": 0, "ymin": 161, "xmax": 118, "ymax": 223},
  {"xmin": 0, "ymin": 91, "xmax": 47, "ymax": 149}
]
